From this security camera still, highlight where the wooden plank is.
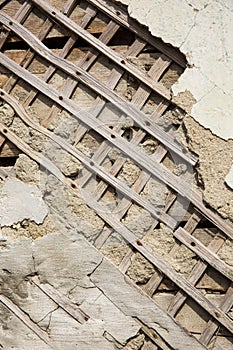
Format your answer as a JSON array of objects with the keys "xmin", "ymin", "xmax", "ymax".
[
  {"xmin": 86, "ymin": 0, "xmax": 187, "ymax": 67},
  {"xmin": 174, "ymin": 228, "xmax": 233, "ymax": 281},
  {"xmin": 42, "ymin": 18, "xmax": 119, "ymax": 127},
  {"xmin": 0, "ymin": 90, "xmax": 176, "ymax": 229},
  {"xmin": 0, "ymin": 1, "xmax": 32, "ymax": 51},
  {"xmin": 0, "ymin": 294, "xmax": 52, "ymax": 346},
  {"xmin": 1, "ymin": 121, "xmax": 232, "ymax": 335},
  {"xmin": 167, "ymin": 233, "xmax": 226, "ymax": 317},
  {"xmin": 3, "ymin": 0, "xmax": 82, "ymax": 94},
  {"xmin": 32, "ymin": 0, "xmax": 171, "ymax": 100},
  {"xmin": 199, "ymin": 283, "xmax": 233, "ymax": 346},
  {"xmin": 90, "ymin": 259, "xmax": 207, "ymax": 350},
  {"xmin": 1, "ymin": 53, "xmax": 232, "ymax": 240},
  {"xmin": 0, "ymin": 11, "xmax": 197, "ymax": 166},
  {"xmin": 32, "ymin": 276, "xmax": 89, "ymax": 324}
]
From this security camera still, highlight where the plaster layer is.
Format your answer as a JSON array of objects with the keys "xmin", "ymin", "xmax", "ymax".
[
  {"xmin": 118, "ymin": 0, "xmax": 233, "ymax": 140},
  {"xmin": 0, "ymin": 178, "xmax": 48, "ymax": 227},
  {"xmin": 118, "ymin": 0, "xmax": 233, "ymax": 211}
]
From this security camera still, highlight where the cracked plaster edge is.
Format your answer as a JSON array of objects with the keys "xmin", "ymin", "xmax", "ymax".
[{"xmin": 116, "ymin": 0, "xmax": 233, "ymax": 190}]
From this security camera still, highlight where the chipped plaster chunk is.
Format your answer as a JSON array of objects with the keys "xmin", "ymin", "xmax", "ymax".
[
  {"xmin": 172, "ymin": 68, "xmax": 214, "ymax": 102},
  {"xmin": 120, "ymin": 0, "xmax": 233, "ymax": 140},
  {"xmin": 191, "ymin": 87, "xmax": 233, "ymax": 140},
  {"xmin": 225, "ymin": 165, "xmax": 233, "ymax": 190},
  {"xmin": 126, "ymin": 0, "xmax": 195, "ymax": 47},
  {"xmin": 0, "ymin": 179, "xmax": 48, "ymax": 227}
]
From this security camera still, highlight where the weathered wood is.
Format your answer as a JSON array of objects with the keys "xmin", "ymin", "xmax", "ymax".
[
  {"xmin": 199, "ymin": 283, "xmax": 233, "ymax": 346},
  {"xmin": 0, "ymin": 11, "xmax": 196, "ymax": 166},
  {"xmin": 0, "ymin": 294, "xmax": 52, "ymax": 346},
  {"xmin": 174, "ymin": 227, "xmax": 233, "ymax": 281},
  {"xmin": 1, "ymin": 120, "xmax": 232, "ymax": 335},
  {"xmin": 0, "ymin": 90, "xmax": 176, "ymax": 229},
  {"xmin": 32, "ymin": 276, "xmax": 89, "ymax": 324},
  {"xmin": 90, "ymin": 259, "xmax": 207, "ymax": 350},
  {"xmin": 167, "ymin": 233, "xmax": 226, "ymax": 317},
  {"xmin": 86, "ymin": 57, "xmax": 171, "ymax": 249},
  {"xmin": 86, "ymin": 0, "xmax": 187, "ymax": 67},
  {"xmin": 1, "ymin": 53, "xmax": 232, "ymax": 241},
  {"xmin": 73, "ymin": 37, "xmax": 146, "ymax": 159},
  {"xmin": 42, "ymin": 19, "xmax": 119, "ymax": 127},
  {"xmin": 31, "ymin": 0, "xmax": 171, "ymax": 100}
]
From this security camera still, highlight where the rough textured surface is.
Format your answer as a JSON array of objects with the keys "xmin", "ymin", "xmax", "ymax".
[
  {"xmin": 182, "ymin": 117, "xmax": 233, "ymax": 221},
  {"xmin": 119, "ymin": 0, "xmax": 233, "ymax": 140},
  {"xmin": 0, "ymin": 234, "xmax": 140, "ymax": 349},
  {"xmin": 118, "ymin": 0, "xmax": 233, "ymax": 221}
]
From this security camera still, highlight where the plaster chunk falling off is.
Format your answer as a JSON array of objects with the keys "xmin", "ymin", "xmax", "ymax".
[
  {"xmin": 0, "ymin": 179, "xmax": 48, "ymax": 227},
  {"xmin": 225, "ymin": 165, "xmax": 233, "ymax": 190},
  {"xmin": 119, "ymin": 0, "xmax": 233, "ymax": 141}
]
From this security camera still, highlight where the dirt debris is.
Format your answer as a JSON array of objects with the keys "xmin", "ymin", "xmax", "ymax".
[
  {"xmin": 10, "ymin": 117, "xmax": 47, "ymax": 152},
  {"xmin": 0, "ymin": 102, "xmax": 15, "ymax": 126},
  {"xmin": 1, "ymin": 215, "xmax": 59, "ymax": 240},
  {"xmin": 126, "ymin": 253, "xmax": 155, "ymax": 284},
  {"xmin": 15, "ymin": 154, "xmax": 40, "ymax": 184},
  {"xmin": 117, "ymin": 160, "xmax": 141, "ymax": 187},
  {"xmin": 125, "ymin": 333, "xmax": 145, "ymax": 350}
]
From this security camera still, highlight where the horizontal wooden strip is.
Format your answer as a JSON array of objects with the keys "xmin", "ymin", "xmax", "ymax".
[
  {"xmin": 0, "ymin": 11, "xmax": 196, "ymax": 166},
  {"xmin": 86, "ymin": 0, "xmax": 187, "ymax": 68},
  {"xmin": 1, "ymin": 122, "xmax": 232, "ymax": 335},
  {"xmin": 31, "ymin": 0, "xmax": 171, "ymax": 100},
  {"xmin": 0, "ymin": 294, "xmax": 52, "ymax": 346},
  {"xmin": 32, "ymin": 276, "xmax": 89, "ymax": 324},
  {"xmin": 1, "ymin": 54, "xmax": 232, "ymax": 239},
  {"xmin": 174, "ymin": 227, "xmax": 233, "ymax": 281},
  {"xmin": 0, "ymin": 90, "xmax": 176, "ymax": 229}
]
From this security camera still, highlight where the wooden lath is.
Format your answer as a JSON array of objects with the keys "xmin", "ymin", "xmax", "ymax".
[{"xmin": 0, "ymin": 0, "xmax": 232, "ymax": 348}]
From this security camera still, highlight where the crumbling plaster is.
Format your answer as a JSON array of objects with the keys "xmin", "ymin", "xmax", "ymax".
[{"xmin": 118, "ymin": 0, "xmax": 233, "ymax": 193}]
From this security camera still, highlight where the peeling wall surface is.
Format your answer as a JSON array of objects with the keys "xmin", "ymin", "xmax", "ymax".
[
  {"xmin": 0, "ymin": 0, "xmax": 232, "ymax": 349},
  {"xmin": 119, "ymin": 0, "xmax": 233, "ymax": 138},
  {"xmin": 118, "ymin": 0, "xmax": 233, "ymax": 194}
]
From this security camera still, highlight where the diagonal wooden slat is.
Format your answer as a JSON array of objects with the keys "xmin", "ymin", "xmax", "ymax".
[
  {"xmin": 32, "ymin": 276, "xmax": 89, "ymax": 324},
  {"xmin": 0, "ymin": 294, "xmax": 52, "ymax": 346},
  {"xmin": 174, "ymin": 227, "xmax": 233, "ymax": 281},
  {"xmin": 0, "ymin": 89, "xmax": 176, "ymax": 229},
  {"xmin": 0, "ymin": 53, "xmax": 232, "ymax": 240},
  {"xmin": 0, "ymin": 10, "xmax": 196, "ymax": 165},
  {"xmin": 86, "ymin": 0, "xmax": 187, "ymax": 67},
  {"xmin": 31, "ymin": 0, "xmax": 171, "ymax": 100}
]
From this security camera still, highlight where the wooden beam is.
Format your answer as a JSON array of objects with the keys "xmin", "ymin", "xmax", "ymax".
[
  {"xmin": 174, "ymin": 227, "xmax": 233, "ymax": 281},
  {"xmin": 0, "ymin": 54, "xmax": 232, "ymax": 240},
  {"xmin": 86, "ymin": 0, "xmax": 187, "ymax": 67},
  {"xmin": 1, "ymin": 121, "xmax": 232, "ymax": 335},
  {"xmin": 0, "ymin": 11, "xmax": 196, "ymax": 166},
  {"xmin": 31, "ymin": 0, "xmax": 171, "ymax": 100}
]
